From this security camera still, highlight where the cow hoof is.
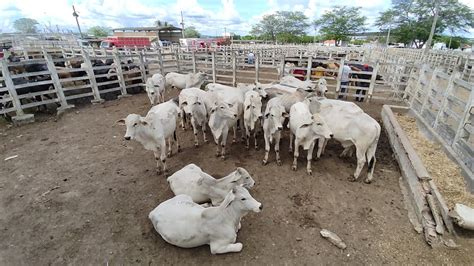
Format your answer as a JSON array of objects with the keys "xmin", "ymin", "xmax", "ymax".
[
  {"xmin": 245, "ymin": 145, "xmax": 249, "ymax": 150},
  {"xmin": 348, "ymin": 176, "xmax": 357, "ymax": 182},
  {"xmin": 194, "ymin": 143, "xmax": 199, "ymax": 148},
  {"xmin": 232, "ymin": 139, "xmax": 237, "ymax": 144},
  {"xmin": 289, "ymin": 150, "xmax": 293, "ymax": 154},
  {"xmin": 204, "ymin": 139, "xmax": 209, "ymax": 143},
  {"xmin": 255, "ymin": 146, "xmax": 259, "ymax": 151},
  {"xmin": 167, "ymin": 152, "xmax": 172, "ymax": 158},
  {"xmin": 292, "ymin": 165, "xmax": 297, "ymax": 171},
  {"xmin": 215, "ymin": 153, "xmax": 220, "ymax": 157},
  {"xmin": 277, "ymin": 160, "xmax": 282, "ymax": 166},
  {"xmin": 262, "ymin": 160, "xmax": 268, "ymax": 165},
  {"xmin": 221, "ymin": 155, "xmax": 226, "ymax": 160},
  {"xmin": 307, "ymin": 170, "xmax": 312, "ymax": 175},
  {"xmin": 364, "ymin": 178, "xmax": 372, "ymax": 184},
  {"xmin": 156, "ymin": 169, "xmax": 162, "ymax": 175}
]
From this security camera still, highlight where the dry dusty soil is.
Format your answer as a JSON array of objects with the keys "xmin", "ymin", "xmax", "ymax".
[{"xmin": 1, "ymin": 91, "xmax": 473, "ymax": 265}]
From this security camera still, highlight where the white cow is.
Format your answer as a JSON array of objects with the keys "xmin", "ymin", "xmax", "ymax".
[
  {"xmin": 145, "ymin": 73, "xmax": 166, "ymax": 105},
  {"xmin": 280, "ymin": 75, "xmax": 316, "ymax": 91},
  {"xmin": 165, "ymin": 72, "xmax": 207, "ymax": 90},
  {"xmin": 179, "ymin": 89, "xmax": 209, "ymax": 146},
  {"xmin": 306, "ymin": 96, "xmax": 380, "ymax": 183},
  {"xmin": 117, "ymin": 99, "xmax": 181, "ymax": 174},
  {"xmin": 262, "ymin": 97, "xmax": 288, "ymax": 166},
  {"xmin": 208, "ymin": 101, "xmax": 238, "ymax": 159},
  {"xmin": 206, "ymin": 84, "xmax": 245, "ymax": 143},
  {"xmin": 149, "ymin": 186, "xmax": 262, "ymax": 254},
  {"xmin": 167, "ymin": 163, "xmax": 255, "ymax": 205},
  {"xmin": 315, "ymin": 78, "xmax": 328, "ymax": 97},
  {"xmin": 289, "ymin": 100, "xmax": 333, "ymax": 175},
  {"xmin": 243, "ymin": 90, "xmax": 263, "ymax": 150}
]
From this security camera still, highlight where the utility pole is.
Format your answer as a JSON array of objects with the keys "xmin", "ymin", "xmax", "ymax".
[
  {"xmin": 224, "ymin": 27, "xmax": 227, "ymax": 38},
  {"xmin": 424, "ymin": 0, "xmax": 439, "ymax": 52},
  {"xmin": 385, "ymin": 26, "xmax": 391, "ymax": 47},
  {"xmin": 72, "ymin": 5, "xmax": 83, "ymax": 39},
  {"xmin": 180, "ymin": 11, "xmax": 185, "ymax": 38}
]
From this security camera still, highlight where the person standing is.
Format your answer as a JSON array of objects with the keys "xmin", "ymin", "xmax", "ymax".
[
  {"xmin": 247, "ymin": 51, "xmax": 255, "ymax": 65},
  {"xmin": 356, "ymin": 64, "xmax": 371, "ymax": 102},
  {"xmin": 338, "ymin": 64, "xmax": 352, "ymax": 99}
]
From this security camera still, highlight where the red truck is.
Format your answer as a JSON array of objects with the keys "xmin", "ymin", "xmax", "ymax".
[{"xmin": 100, "ymin": 37, "xmax": 151, "ymax": 49}]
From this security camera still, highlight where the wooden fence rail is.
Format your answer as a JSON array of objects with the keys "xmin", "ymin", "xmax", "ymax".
[{"xmin": 1, "ymin": 45, "xmax": 472, "ymax": 125}]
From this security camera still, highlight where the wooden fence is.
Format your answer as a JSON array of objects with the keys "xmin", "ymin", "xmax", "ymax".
[
  {"xmin": 1, "ymin": 45, "xmax": 472, "ymax": 124},
  {"xmin": 403, "ymin": 65, "xmax": 473, "ymax": 176}
]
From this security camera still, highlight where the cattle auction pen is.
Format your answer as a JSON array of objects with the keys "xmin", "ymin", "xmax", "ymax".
[{"xmin": 1, "ymin": 43, "xmax": 473, "ymax": 264}]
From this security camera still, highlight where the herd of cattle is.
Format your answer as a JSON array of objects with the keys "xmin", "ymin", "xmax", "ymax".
[{"xmin": 115, "ymin": 71, "xmax": 382, "ymax": 254}]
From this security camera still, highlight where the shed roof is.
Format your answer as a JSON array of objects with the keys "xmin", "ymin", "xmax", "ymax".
[{"xmin": 112, "ymin": 26, "xmax": 182, "ymax": 32}]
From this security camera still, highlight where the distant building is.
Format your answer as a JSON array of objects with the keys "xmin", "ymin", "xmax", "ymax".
[
  {"xmin": 349, "ymin": 32, "xmax": 384, "ymax": 41},
  {"xmin": 112, "ymin": 26, "xmax": 183, "ymax": 43},
  {"xmin": 323, "ymin": 40, "xmax": 336, "ymax": 46}
]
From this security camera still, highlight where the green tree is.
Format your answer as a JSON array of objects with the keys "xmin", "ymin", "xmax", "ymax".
[
  {"xmin": 250, "ymin": 11, "xmax": 309, "ymax": 43},
  {"xmin": 375, "ymin": 0, "xmax": 474, "ymax": 48},
  {"xmin": 13, "ymin": 18, "xmax": 39, "ymax": 34},
  {"xmin": 154, "ymin": 20, "xmax": 174, "ymax": 27},
  {"xmin": 184, "ymin": 26, "xmax": 200, "ymax": 38},
  {"xmin": 434, "ymin": 35, "xmax": 467, "ymax": 49},
  {"xmin": 314, "ymin": 6, "xmax": 367, "ymax": 45},
  {"xmin": 87, "ymin": 26, "xmax": 110, "ymax": 37}
]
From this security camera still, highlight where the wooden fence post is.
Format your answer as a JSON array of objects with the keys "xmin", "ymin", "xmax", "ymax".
[
  {"xmin": 212, "ymin": 51, "xmax": 217, "ymax": 83},
  {"xmin": 175, "ymin": 49, "xmax": 181, "ymax": 72},
  {"xmin": 192, "ymin": 50, "xmax": 197, "ymax": 74},
  {"xmin": 157, "ymin": 49, "xmax": 165, "ymax": 75},
  {"xmin": 81, "ymin": 49, "xmax": 104, "ymax": 104},
  {"xmin": 112, "ymin": 51, "xmax": 129, "ymax": 97},
  {"xmin": 335, "ymin": 58, "xmax": 345, "ymax": 99},
  {"xmin": 138, "ymin": 52, "xmax": 147, "ymax": 83},
  {"xmin": 232, "ymin": 52, "xmax": 237, "ymax": 86},
  {"xmin": 42, "ymin": 51, "xmax": 74, "ymax": 112},
  {"xmin": 452, "ymin": 80, "xmax": 473, "ymax": 146},
  {"xmin": 0, "ymin": 59, "xmax": 34, "ymax": 122},
  {"xmin": 255, "ymin": 52, "xmax": 260, "ymax": 83},
  {"xmin": 279, "ymin": 55, "xmax": 286, "ymax": 79},
  {"xmin": 367, "ymin": 62, "xmax": 379, "ymax": 102},
  {"xmin": 306, "ymin": 56, "xmax": 312, "ymax": 81},
  {"xmin": 432, "ymin": 73, "xmax": 456, "ymax": 130}
]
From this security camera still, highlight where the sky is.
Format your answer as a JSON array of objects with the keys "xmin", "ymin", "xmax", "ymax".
[{"xmin": 0, "ymin": 0, "xmax": 473, "ymax": 37}]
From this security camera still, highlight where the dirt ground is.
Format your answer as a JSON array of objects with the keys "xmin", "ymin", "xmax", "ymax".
[{"xmin": 1, "ymin": 91, "xmax": 473, "ymax": 265}]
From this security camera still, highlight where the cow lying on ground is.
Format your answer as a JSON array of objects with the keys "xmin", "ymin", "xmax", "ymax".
[
  {"xmin": 116, "ymin": 98, "xmax": 180, "ymax": 175},
  {"xmin": 149, "ymin": 186, "xmax": 262, "ymax": 254},
  {"xmin": 167, "ymin": 163, "xmax": 255, "ymax": 205}
]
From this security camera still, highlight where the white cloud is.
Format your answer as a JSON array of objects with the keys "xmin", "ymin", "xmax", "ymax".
[{"xmin": 0, "ymin": 0, "xmax": 472, "ymax": 37}]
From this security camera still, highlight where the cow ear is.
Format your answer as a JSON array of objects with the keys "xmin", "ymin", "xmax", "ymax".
[
  {"xmin": 227, "ymin": 103, "xmax": 234, "ymax": 108},
  {"xmin": 140, "ymin": 120, "xmax": 148, "ymax": 126},
  {"xmin": 265, "ymin": 113, "xmax": 270, "ymax": 118},
  {"xmin": 282, "ymin": 112, "xmax": 289, "ymax": 118},
  {"xmin": 115, "ymin": 119, "xmax": 126, "ymax": 126},
  {"xmin": 181, "ymin": 101, "xmax": 187, "ymax": 106},
  {"xmin": 300, "ymin": 123, "xmax": 311, "ymax": 128}
]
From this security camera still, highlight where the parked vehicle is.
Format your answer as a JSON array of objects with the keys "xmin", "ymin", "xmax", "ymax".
[{"xmin": 100, "ymin": 37, "xmax": 151, "ymax": 49}]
